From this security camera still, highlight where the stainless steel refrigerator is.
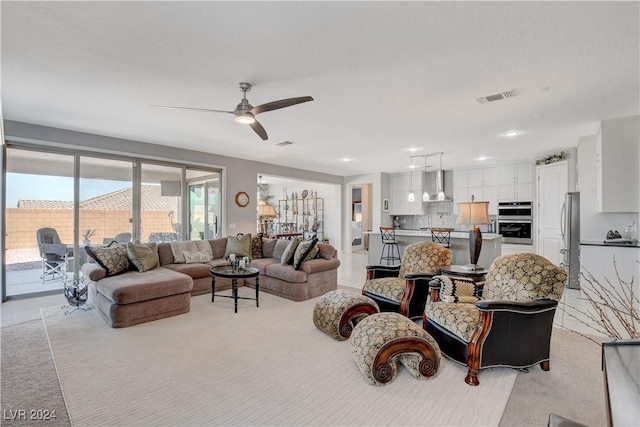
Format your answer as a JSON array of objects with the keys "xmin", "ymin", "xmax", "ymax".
[{"xmin": 560, "ymin": 192, "xmax": 580, "ymax": 289}]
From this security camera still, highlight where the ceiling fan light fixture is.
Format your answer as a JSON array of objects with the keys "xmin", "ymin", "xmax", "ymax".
[{"xmin": 234, "ymin": 113, "xmax": 256, "ymax": 125}]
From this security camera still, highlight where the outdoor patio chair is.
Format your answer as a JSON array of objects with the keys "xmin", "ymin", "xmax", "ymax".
[{"xmin": 36, "ymin": 227, "xmax": 73, "ymax": 284}]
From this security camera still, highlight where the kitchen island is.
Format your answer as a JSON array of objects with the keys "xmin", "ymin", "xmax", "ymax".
[{"xmin": 364, "ymin": 229, "xmax": 502, "ymax": 268}]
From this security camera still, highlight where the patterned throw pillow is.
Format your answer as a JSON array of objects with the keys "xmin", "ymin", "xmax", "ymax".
[
  {"xmin": 434, "ymin": 275, "xmax": 480, "ymax": 303},
  {"xmin": 170, "ymin": 240, "xmax": 212, "ymax": 264},
  {"xmin": 182, "ymin": 251, "xmax": 213, "ymax": 264},
  {"xmin": 280, "ymin": 236, "xmax": 302, "ymax": 265},
  {"xmin": 293, "ymin": 238, "xmax": 319, "ymax": 270},
  {"xmin": 86, "ymin": 242, "xmax": 129, "ymax": 277},
  {"xmin": 251, "ymin": 234, "xmax": 263, "ymax": 259},
  {"xmin": 126, "ymin": 241, "xmax": 158, "ymax": 272},
  {"xmin": 225, "ymin": 233, "xmax": 252, "ymax": 257}
]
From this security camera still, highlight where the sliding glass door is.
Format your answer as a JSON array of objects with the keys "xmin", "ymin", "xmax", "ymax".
[
  {"xmin": 3, "ymin": 144, "xmax": 223, "ymax": 300},
  {"xmin": 4, "ymin": 148, "xmax": 75, "ymax": 296},
  {"xmin": 187, "ymin": 170, "xmax": 221, "ymax": 240}
]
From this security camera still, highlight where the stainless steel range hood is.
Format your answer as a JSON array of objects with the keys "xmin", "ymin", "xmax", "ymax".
[{"xmin": 423, "ymin": 170, "xmax": 453, "ymax": 202}]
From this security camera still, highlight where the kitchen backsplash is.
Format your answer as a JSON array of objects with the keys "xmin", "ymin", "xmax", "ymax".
[{"xmin": 391, "ymin": 201, "xmax": 496, "ymax": 232}]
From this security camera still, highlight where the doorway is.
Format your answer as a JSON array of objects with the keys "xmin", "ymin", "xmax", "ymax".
[{"xmin": 351, "ymin": 184, "xmax": 372, "ymax": 252}]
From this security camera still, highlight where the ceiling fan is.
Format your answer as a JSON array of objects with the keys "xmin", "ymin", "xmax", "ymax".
[{"xmin": 152, "ymin": 82, "xmax": 313, "ymax": 141}]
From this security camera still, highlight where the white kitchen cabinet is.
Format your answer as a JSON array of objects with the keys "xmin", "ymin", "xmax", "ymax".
[
  {"xmin": 454, "ymin": 170, "xmax": 468, "ymax": 188},
  {"xmin": 580, "ymin": 245, "xmax": 640, "ymax": 310},
  {"xmin": 498, "ymin": 162, "xmax": 534, "ymax": 201},
  {"xmin": 501, "ymin": 243, "xmax": 535, "ymax": 256},
  {"xmin": 391, "ymin": 172, "xmax": 425, "ymax": 215},
  {"xmin": 536, "ymin": 160, "xmax": 568, "ymax": 264},
  {"xmin": 453, "ymin": 166, "xmax": 497, "ymax": 215},
  {"xmin": 595, "ymin": 116, "xmax": 640, "ymax": 213}
]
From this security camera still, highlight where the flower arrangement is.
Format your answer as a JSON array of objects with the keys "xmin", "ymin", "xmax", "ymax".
[
  {"xmin": 561, "ymin": 257, "xmax": 639, "ymax": 342},
  {"xmin": 535, "ymin": 151, "xmax": 567, "ymax": 165}
]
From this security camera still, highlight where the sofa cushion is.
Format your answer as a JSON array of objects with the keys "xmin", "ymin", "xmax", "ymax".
[
  {"xmin": 183, "ymin": 250, "xmax": 214, "ymax": 264},
  {"xmin": 170, "ymin": 241, "xmax": 212, "ymax": 264},
  {"xmin": 272, "ymin": 239, "xmax": 290, "ymax": 260},
  {"xmin": 250, "ymin": 257, "xmax": 279, "ymax": 275},
  {"xmin": 280, "ymin": 236, "xmax": 302, "ymax": 265},
  {"xmin": 95, "ymin": 267, "xmax": 193, "ymax": 305},
  {"xmin": 316, "ymin": 243, "xmax": 336, "ymax": 260},
  {"xmin": 157, "ymin": 243, "xmax": 175, "ymax": 266},
  {"xmin": 265, "ymin": 263, "xmax": 308, "ymax": 283},
  {"xmin": 127, "ymin": 241, "xmax": 159, "ymax": 272},
  {"xmin": 209, "ymin": 238, "xmax": 227, "ymax": 259},
  {"xmin": 293, "ymin": 238, "xmax": 319, "ymax": 270},
  {"xmin": 163, "ymin": 262, "xmax": 211, "ymax": 280},
  {"xmin": 262, "ymin": 238, "xmax": 277, "ymax": 258},
  {"xmin": 225, "ymin": 234, "xmax": 251, "ymax": 257},
  {"xmin": 86, "ymin": 242, "xmax": 130, "ymax": 277}
]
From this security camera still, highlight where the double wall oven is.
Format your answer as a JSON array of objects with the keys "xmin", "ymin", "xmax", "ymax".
[{"xmin": 497, "ymin": 202, "xmax": 533, "ymax": 244}]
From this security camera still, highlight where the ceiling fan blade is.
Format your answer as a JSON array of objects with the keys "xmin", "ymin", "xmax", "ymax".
[
  {"xmin": 249, "ymin": 120, "xmax": 268, "ymax": 141},
  {"xmin": 250, "ymin": 96, "xmax": 313, "ymax": 115},
  {"xmin": 151, "ymin": 105, "xmax": 234, "ymax": 114}
]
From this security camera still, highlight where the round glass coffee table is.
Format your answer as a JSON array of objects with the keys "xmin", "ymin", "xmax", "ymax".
[{"xmin": 210, "ymin": 266, "xmax": 260, "ymax": 313}]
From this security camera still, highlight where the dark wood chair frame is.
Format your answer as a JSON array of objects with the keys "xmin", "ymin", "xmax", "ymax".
[{"xmin": 424, "ymin": 280, "xmax": 559, "ymax": 386}]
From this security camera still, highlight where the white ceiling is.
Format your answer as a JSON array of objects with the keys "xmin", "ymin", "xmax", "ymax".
[{"xmin": 2, "ymin": 1, "xmax": 639, "ymax": 176}]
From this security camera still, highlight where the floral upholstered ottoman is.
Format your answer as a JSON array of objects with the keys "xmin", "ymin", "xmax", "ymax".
[
  {"xmin": 350, "ymin": 312, "xmax": 441, "ymax": 385},
  {"xmin": 313, "ymin": 289, "xmax": 380, "ymax": 340}
]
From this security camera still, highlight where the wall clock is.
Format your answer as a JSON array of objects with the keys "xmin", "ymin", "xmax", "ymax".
[{"xmin": 235, "ymin": 191, "xmax": 250, "ymax": 208}]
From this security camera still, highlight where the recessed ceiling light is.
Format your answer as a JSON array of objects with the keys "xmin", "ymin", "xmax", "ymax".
[
  {"xmin": 476, "ymin": 156, "xmax": 490, "ymax": 161},
  {"xmin": 502, "ymin": 130, "xmax": 521, "ymax": 137},
  {"xmin": 340, "ymin": 157, "xmax": 352, "ymax": 162},
  {"xmin": 407, "ymin": 147, "xmax": 420, "ymax": 153}
]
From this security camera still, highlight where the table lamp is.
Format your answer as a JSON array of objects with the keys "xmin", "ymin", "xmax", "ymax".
[
  {"xmin": 457, "ymin": 195, "xmax": 491, "ymax": 271},
  {"xmin": 257, "ymin": 202, "xmax": 277, "ymax": 234}
]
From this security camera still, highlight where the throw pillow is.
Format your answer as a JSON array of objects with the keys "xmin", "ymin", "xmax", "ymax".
[
  {"xmin": 224, "ymin": 233, "xmax": 252, "ymax": 257},
  {"xmin": 261, "ymin": 238, "xmax": 277, "ymax": 258},
  {"xmin": 183, "ymin": 251, "xmax": 213, "ymax": 264},
  {"xmin": 316, "ymin": 243, "xmax": 336, "ymax": 260},
  {"xmin": 280, "ymin": 236, "xmax": 302, "ymax": 265},
  {"xmin": 436, "ymin": 275, "xmax": 480, "ymax": 303},
  {"xmin": 293, "ymin": 237, "xmax": 319, "ymax": 270},
  {"xmin": 170, "ymin": 240, "xmax": 212, "ymax": 263},
  {"xmin": 126, "ymin": 241, "xmax": 158, "ymax": 272},
  {"xmin": 272, "ymin": 239, "xmax": 290, "ymax": 260},
  {"xmin": 85, "ymin": 242, "xmax": 129, "ymax": 277},
  {"xmin": 250, "ymin": 234, "xmax": 263, "ymax": 259}
]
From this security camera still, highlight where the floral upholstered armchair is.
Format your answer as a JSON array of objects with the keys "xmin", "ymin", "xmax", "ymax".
[
  {"xmin": 362, "ymin": 241, "xmax": 452, "ymax": 319},
  {"xmin": 423, "ymin": 253, "xmax": 567, "ymax": 386}
]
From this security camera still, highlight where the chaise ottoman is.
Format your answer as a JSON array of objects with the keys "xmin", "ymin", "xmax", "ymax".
[
  {"xmin": 350, "ymin": 312, "xmax": 441, "ymax": 385},
  {"xmin": 88, "ymin": 266, "xmax": 193, "ymax": 328},
  {"xmin": 313, "ymin": 289, "xmax": 380, "ymax": 340}
]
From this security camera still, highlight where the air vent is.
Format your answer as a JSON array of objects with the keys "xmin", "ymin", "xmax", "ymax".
[
  {"xmin": 276, "ymin": 141, "xmax": 294, "ymax": 146},
  {"xmin": 476, "ymin": 90, "xmax": 515, "ymax": 104}
]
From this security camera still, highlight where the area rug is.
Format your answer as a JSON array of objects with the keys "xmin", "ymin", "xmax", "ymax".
[{"xmin": 42, "ymin": 290, "xmax": 517, "ymax": 426}]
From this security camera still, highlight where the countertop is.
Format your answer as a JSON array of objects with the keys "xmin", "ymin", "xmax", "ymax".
[
  {"xmin": 364, "ymin": 229, "xmax": 502, "ymax": 240},
  {"xmin": 581, "ymin": 239, "xmax": 640, "ymax": 248}
]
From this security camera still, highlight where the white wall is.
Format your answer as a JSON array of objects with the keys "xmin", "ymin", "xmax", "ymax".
[
  {"xmin": 343, "ymin": 172, "xmax": 390, "ymax": 251},
  {"xmin": 578, "ymin": 135, "xmax": 639, "ymax": 240}
]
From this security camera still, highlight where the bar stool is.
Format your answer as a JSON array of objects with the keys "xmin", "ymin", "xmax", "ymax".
[
  {"xmin": 430, "ymin": 228, "xmax": 452, "ymax": 248},
  {"xmin": 379, "ymin": 227, "xmax": 401, "ymax": 265}
]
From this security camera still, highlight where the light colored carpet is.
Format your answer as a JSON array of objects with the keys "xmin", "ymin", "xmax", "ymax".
[{"xmin": 42, "ymin": 290, "xmax": 517, "ymax": 427}]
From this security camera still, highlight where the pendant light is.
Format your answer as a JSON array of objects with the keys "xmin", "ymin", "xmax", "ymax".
[
  {"xmin": 407, "ymin": 157, "xmax": 415, "ymax": 202},
  {"xmin": 437, "ymin": 152, "xmax": 446, "ymax": 201},
  {"xmin": 422, "ymin": 156, "xmax": 430, "ymax": 202}
]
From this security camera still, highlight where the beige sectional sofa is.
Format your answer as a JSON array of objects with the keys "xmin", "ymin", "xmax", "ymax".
[{"xmin": 82, "ymin": 236, "xmax": 340, "ymax": 328}]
